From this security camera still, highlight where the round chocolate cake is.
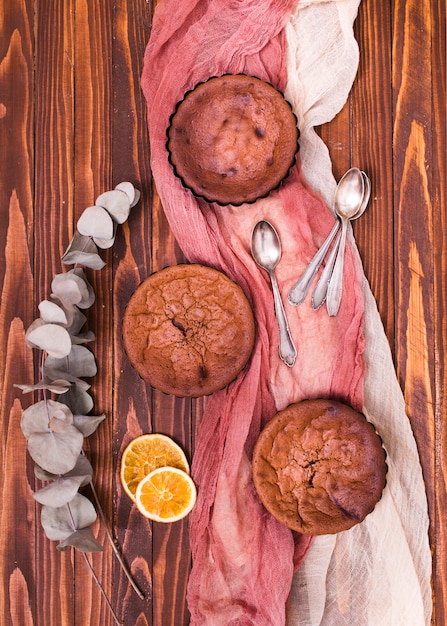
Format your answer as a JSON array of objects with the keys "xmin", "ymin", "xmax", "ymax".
[
  {"xmin": 166, "ymin": 74, "xmax": 299, "ymax": 206},
  {"xmin": 122, "ymin": 264, "xmax": 256, "ymax": 397},
  {"xmin": 252, "ymin": 399, "xmax": 387, "ymax": 535}
]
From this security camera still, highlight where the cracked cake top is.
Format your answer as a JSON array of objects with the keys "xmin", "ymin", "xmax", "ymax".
[
  {"xmin": 252, "ymin": 399, "xmax": 387, "ymax": 535},
  {"xmin": 122, "ymin": 264, "xmax": 255, "ymax": 397}
]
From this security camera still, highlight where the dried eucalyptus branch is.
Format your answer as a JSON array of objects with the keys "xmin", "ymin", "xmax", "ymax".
[{"xmin": 15, "ymin": 182, "xmax": 142, "ymax": 621}]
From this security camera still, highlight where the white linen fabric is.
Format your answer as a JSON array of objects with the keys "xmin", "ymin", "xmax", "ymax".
[{"xmin": 283, "ymin": 2, "xmax": 432, "ymax": 625}]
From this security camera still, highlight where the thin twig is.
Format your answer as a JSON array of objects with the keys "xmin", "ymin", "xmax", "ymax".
[
  {"xmin": 81, "ymin": 552, "xmax": 123, "ymax": 626},
  {"xmin": 89, "ymin": 477, "xmax": 145, "ymax": 600}
]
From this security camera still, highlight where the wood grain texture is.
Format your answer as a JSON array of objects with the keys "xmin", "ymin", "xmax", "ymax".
[{"xmin": 0, "ymin": 0, "xmax": 445, "ymax": 624}]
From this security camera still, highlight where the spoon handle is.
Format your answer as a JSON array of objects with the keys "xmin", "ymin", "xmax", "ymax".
[
  {"xmin": 311, "ymin": 230, "xmax": 342, "ymax": 310},
  {"xmin": 288, "ymin": 220, "xmax": 340, "ymax": 305},
  {"xmin": 326, "ymin": 218, "xmax": 349, "ymax": 316},
  {"xmin": 270, "ymin": 270, "xmax": 297, "ymax": 367}
]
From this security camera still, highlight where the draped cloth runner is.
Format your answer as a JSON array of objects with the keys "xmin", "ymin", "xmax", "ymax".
[{"xmin": 141, "ymin": 1, "xmax": 432, "ymax": 624}]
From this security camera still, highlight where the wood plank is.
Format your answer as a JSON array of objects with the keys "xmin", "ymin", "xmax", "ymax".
[
  {"xmin": 431, "ymin": 0, "xmax": 447, "ymax": 619},
  {"xmin": 111, "ymin": 1, "xmax": 156, "ymax": 622},
  {"xmin": 392, "ymin": 1, "xmax": 446, "ymax": 624},
  {"xmin": 352, "ymin": 0, "xmax": 395, "ymax": 345}
]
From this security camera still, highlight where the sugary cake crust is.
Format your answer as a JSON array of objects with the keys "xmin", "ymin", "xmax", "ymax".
[
  {"xmin": 167, "ymin": 74, "xmax": 299, "ymax": 205},
  {"xmin": 252, "ymin": 399, "xmax": 387, "ymax": 535},
  {"xmin": 122, "ymin": 264, "xmax": 256, "ymax": 397}
]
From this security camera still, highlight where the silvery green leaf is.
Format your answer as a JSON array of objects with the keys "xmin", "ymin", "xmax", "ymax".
[
  {"xmin": 26, "ymin": 323, "xmax": 72, "ymax": 358},
  {"xmin": 73, "ymin": 413, "xmax": 106, "ymax": 437},
  {"xmin": 34, "ymin": 454, "xmax": 93, "ymax": 484},
  {"xmin": 62, "ymin": 249, "xmax": 106, "ymax": 270},
  {"xmin": 93, "ymin": 231, "xmax": 116, "ymax": 249},
  {"xmin": 57, "ymin": 527, "xmax": 103, "ymax": 553},
  {"xmin": 70, "ymin": 330, "xmax": 95, "ymax": 345},
  {"xmin": 48, "ymin": 406, "xmax": 73, "ymax": 432},
  {"xmin": 59, "ymin": 386, "xmax": 94, "ymax": 415},
  {"xmin": 77, "ymin": 205, "xmax": 114, "ymax": 240},
  {"xmin": 45, "ymin": 345, "xmax": 97, "ymax": 378},
  {"xmin": 43, "ymin": 367, "xmax": 90, "ymax": 391},
  {"xmin": 51, "ymin": 272, "xmax": 88, "ymax": 308},
  {"xmin": 41, "ymin": 493, "xmax": 97, "ymax": 541},
  {"xmin": 61, "ymin": 231, "xmax": 106, "ymax": 270},
  {"xmin": 115, "ymin": 182, "xmax": 140, "ymax": 208},
  {"xmin": 21, "ymin": 399, "xmax": 53, "ymax": 436},
  {"xmin": 95, "ymin": 189, "xmax": 130, "ymax": 224},
  {"xmin": 25, "ymin": 319, "xmax": 46, "ymax": 349},
  {"xmin": 38, "ymin": 300, "xmax": 68, "ymax": 325},
  {"xmin": 64, "ymin": 307, "xmax": 87, "ymax": 335},
  {"xmin": 21, "ymin": 400, "xmax": 73, "ymax": 437},
  {"xmin": 33, "ymin": 474, "xmax": 89, "ymax": 507},
  {"xmin": 28, "ymin": 424, "xmax": 84, "ymax": 474},
  {"xmin": 72, "ymin": 268, "xmax": 95, "ymax": 309},
  {"xmin": 14, "ymin": 380, "xmax": 70, "ymax": 394}
]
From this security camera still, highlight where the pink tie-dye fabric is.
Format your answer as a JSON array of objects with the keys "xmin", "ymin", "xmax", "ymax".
[{"xmin": 141, "ymin": 1, "xmax": 366, "ymax": 623}]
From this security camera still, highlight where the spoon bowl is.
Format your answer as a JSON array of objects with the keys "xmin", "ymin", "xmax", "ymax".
[
  {"xmin": 312, "ymin": 171, "xmax": 371, "ymax": 310},
  {"xmin": 325, "ymin": 170, "xmax": 370, "ymax": 315},
  {"xmin": 251, "ymin": 220, "xmax": 297, "ymax": 367},
  {"xmin": 288, "ymin": 167, "xmax": 364, "ymax": 306}
]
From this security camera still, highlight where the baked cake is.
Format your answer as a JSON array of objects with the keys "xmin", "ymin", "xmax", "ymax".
[
  {"xmin": 122, "ymin": 264, "xmax": 255, "ymax": 397},
  {"xmin": 252, "ymin": 399, "xmax": 387, "ymax": 535},
  {"xmin": 166, "ymin": 74, "xmax": 299, "ymax": 206}
]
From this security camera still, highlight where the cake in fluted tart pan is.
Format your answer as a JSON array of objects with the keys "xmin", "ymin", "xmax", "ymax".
[
  {"xmin": 166, "ymin": 74, "xmax": 299, "ymax": 206},
  {"xmin": 252, "ymin": 399, "xmax": 387, "ymax": 535},
  {"xmin": 122, "ymin": 264, "xmax": 255, "ymax": 398}
]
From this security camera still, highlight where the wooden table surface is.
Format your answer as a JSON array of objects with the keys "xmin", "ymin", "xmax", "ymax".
[{"xmin": 1, "ymin": 1, "xmax": 445, "ymax": 625}]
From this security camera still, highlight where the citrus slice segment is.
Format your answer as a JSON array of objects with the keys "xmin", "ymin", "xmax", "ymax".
[
  {"xmin": 120, "ymin": 434, "xmax": 189, "ymax": 502},
  {"xmin": 135, "ymin": 466, "xmax": 197, "ymax": 523}
]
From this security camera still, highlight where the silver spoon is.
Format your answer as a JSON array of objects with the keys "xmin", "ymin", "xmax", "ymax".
[
  {"xmin": 312, "ymin": 172, "xmax": 371, "ymax": 311},
  {"xmin": 288, "ymin": 168, "xmax": 364, "ymax": 306},
  {"xmin": 251, "ymin": 220, "xmax": 297, "ymax": 367},
  {"xmin": 325, "ymin": 170, "xmax": 369, "ymax": 316}
]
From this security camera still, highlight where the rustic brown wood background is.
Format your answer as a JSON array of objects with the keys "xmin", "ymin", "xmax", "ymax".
[{"xmin": 0, "ymin": 0, "xmax": 445, "ymax": 624}]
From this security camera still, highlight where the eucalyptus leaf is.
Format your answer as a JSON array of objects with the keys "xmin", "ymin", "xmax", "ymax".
[
  {"xmin": 59, "ymin": 386, "xmax": 94, "ymax": 415},
  {"xmin": 115, "ymin": 182, "xmax": 140, "ymax": 208},
  {"xmin": 25, "ymin": 319, "xmax": 46, "ymax": 350},
  {"xmin": 51, "ymin": 272, "xmax": 88, "ymax": 309},
  {"xmin": 28, "ymin": 425, "xmax": 84, "ymax": 474},
  {"xmin": 77, "ymin": 205, "xmax": 114, "ymax": 240},
  {"xmin": 38, "ymin": 300, "xmax": 68, "ymax": 325},
  {"xmin": 41, "ymin": 493, "xmax": 97, "ymax": 541},
  {"xmin": 70, "ymin": 330, "xmax": 95, "ymax": 345},
  {"xmin": 49, "ymin": 407, "xmax": 73, "ymax": 432},
  {"xmin": 26, "ymin": 324, "xmax": 72, "ymax": 359},
  {"xmin": 14, "ymin": 381, "xmax": 70, "ymax": 394},
  {"xmin": 45, "ymin": 345, "xmax": 97, "ymax": 378},
  {"xmin": 72, "ymin": 268, "xmax": 95, "ymax": 309},
  {"xmin": 21, "ymin": 400, "xmax": 73, "ymax": 438},
  {"xmin": 62, "ymin": 249, "xmax": 106, "ymax": 270},
  {"xmin": 93, "ymin": 232, "xmax": 116, "ymax": 250},
  {"xmin": 43, "ymin": 367, "xmax": 91, "ymax": 391},
  {"xmin": 47, "ymin": 297, "xmax": 76, "ymax": 332},
  {"xmin": 62, "ymin": 231, "xmax": 106, "ymax": 270},
  {"xmin": 64, "ymin": 307, "xmax": 87, "ymax": 336},
  {"xmin": 51, "ymin": 268, "xmax": 95, "ymax": 310},
  {"xmin": 34, "ymin": 474, "xmax": 89, "ymax": 507},
  {"xmin": 34, "ymin": 454, "xmax": 93, "ymax": 484},
  {"xmin": 63, "ymin": 231, "xmax": 98, "ymax": 256},
  {"xmin": 95, "ymin": 190, "xmax": 130, "ymax": 224},
  {"xmin": 73, "ymin": 414, "xmax": 106, "ymax": 437},
  {"xmin": 57, "ymin": 527, "xmax": 103, "ymax": 553}
]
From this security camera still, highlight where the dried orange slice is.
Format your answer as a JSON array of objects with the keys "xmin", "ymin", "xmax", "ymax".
[
  {"xmin": 135, "ymin": 466, "xmax": 197, "ymax": 522},
  {"xmin": 120, "ymin": 434, "xmax": 189, "ymax": 502}
]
